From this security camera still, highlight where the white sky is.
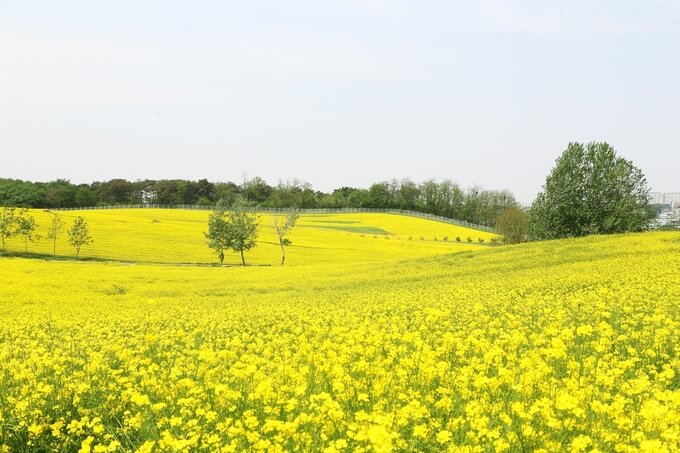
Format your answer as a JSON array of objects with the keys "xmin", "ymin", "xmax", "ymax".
[{"xmin": 1, "ymin": 1, "xmax": 679, "ymax": 204}]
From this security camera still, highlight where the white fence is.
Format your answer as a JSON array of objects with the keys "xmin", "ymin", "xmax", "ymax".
[{"xmin": 53, "ymin": 205, "xmax": 498, "ymax": 233}]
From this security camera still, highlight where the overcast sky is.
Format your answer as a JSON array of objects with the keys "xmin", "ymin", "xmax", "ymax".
[{"xmin": 1, "ymin": 1, "xmax": 678, "ymax": 204}]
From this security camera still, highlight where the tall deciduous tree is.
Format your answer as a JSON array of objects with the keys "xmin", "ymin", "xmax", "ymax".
[
  {"xmin": 225, "ymin": 198, "xmax": 259, "ymax": 266},
  {"xmin": 205, "ymin": 201, "xmax": 230, "ymax": 266},
  {"xmin": 47, "ymin": 213, "xmax": 65, "ymax": 257},
  {"xmin": 16, "ymin": 212, "xmax": 37, "ymax": 253},
  {"xmin": 529, "ymin": 142, "xmax": 653, "ymax": 240},
  {"xmin": 68, "ymin": 217, "xmax": 93, "ymax": 258},
  {"xmin": 205, "ymin": 198, "xmax": 259, "ymax": 266},
  {"xmin": 0, "ymin": 206, "xmax": 17, "ymax": 251},
  {"xmin": 496, "ymin": 206, "xmax": 528, "ymax": 244},
  {"xmin": 273, "ymin": 209, "xmax": 298, "ymax": 266}
]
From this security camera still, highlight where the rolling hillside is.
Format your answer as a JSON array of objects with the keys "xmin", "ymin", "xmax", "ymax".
[
  {"xmin": 0, "ymin": 211, "xmax": 678, "ymax": 451},
  {"xmin": 2, "ymin": 209, "xmax": 497, "ymax": 265}
]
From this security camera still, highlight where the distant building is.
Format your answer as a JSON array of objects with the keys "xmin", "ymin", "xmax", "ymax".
[
  {"xmin": 649, "ymin": 192, "xmax": 680, "ymax": 229},
  {"xmin": 649, "ymin": 192, "xmax": 664, "ymax": 204},
  {"xmin": 663, "ymin": 193, "xmax": 680, "ymax": 204}
]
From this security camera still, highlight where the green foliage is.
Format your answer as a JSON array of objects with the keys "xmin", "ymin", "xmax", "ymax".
[
  {"xmin": 68, "ymin": 217, "xmax": 93, "ymax": 258},
  {"xmin": 16, "ymin": 212, "xmax": 37, "ymax": 253},
  {"xmin": 242, "ymin": 177, "xmax": 273, "ymax": 204},
  {"xmin": 75, "ymin": 186, "xmax": 97, "ymax": 207},
  {"xmin": 226, "ymin": 199, "xmax": 259, "ymax": 266},
  {"xmin": 47, "ymin": 213, "xmax": 65, "ymax": 257},
  {"xmin": 0, "ymin": 180, "xmax": 43, "ymax": 207},
  {"xmin": 205, "ymin": 198, "xmax": 259, "ymax": 266},
  {"xmin": 273, "ymin": 209, "xmax": 299, "ymax": 266},
  {"xmin": 205, "ymin": 202, "xmax": 230, "ymax": 265},
  {"xmin": 196, "ymin": 196, "xmax": 213, "ymax": 206},
  {"xmin": 529, "ymin": 142, "xmax": 654, "ymax": 240},
  {"xmin": 43, "ymin": 179, "xmax": 76, "ymax": 207},
  {"xmin": 0, "ymin": 207, "xmax": 17, "ymax": 251},
  {"xmin": 496, "ymin": 206, "xmax": 529, "ymax": 244},
  {"xmin": 267, "ymin": 179, "xmax": 316, "ymax": 209},
  {"xmin": 0, "ymin": 177, "xmax": 514, "ymax": 227}
]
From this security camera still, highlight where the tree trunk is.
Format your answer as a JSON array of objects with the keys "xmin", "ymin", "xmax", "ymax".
[
  {"xmin": 76, "ymin": 246, "xmax": 80, "ymax": 259},
  {"xmin": 219, "ymin": 250, "xmax": 224, "ymax": 266},
  {"xmin": 240, "ymin": 249, "xmax": 246, "ymax": 266},
  {"xmin": 279, "ymin": 238, "xmax": 286, "ymax": 266},
  {"xmin": 53, "ymin": 239, "xmax": 56, "ymax": 257}
]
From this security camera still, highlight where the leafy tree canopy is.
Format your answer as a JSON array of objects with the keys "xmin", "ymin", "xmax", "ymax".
[{"xmin": 529, "ymin": 142, "xmax": 654, "ymax": 240}]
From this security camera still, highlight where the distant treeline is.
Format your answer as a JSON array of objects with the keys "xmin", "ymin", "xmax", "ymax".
[{"xmin": 0, "ymin": 178, "xmax": 518, "ymax": 227}]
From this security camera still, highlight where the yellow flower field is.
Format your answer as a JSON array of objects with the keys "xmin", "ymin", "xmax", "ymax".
[
  {"xmin": 1, "ymin": 209, "xmax": 493, "ymax": 265},
  {"xmin": 0, "ymin": 210, "xmax": 679, "ymax": 452}
]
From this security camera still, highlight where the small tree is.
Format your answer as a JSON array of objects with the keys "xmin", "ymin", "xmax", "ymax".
[
  {"xmin": 47, "ymin": 213, "xmax": 65, "ymax": 257},
  {"xmin": 496, "ymin": 206, "xmax": 528, "ymax": 244},
  {"xmin": 16, "ymin": 213, "xmax": 37, "ymax": 253},
  {"xmin": 273, "ymin": 209, "xmax": 299, "ymax": 266},
  {"xmin": 205, "ymin": 201, "xmax": 230, "ymax": 265},
  {"xmin": 68, "ymin": 217, "xmax": 93, "ymax": 258},
  {"xmin": 0, "ymin": 206, "xmax": 17, "ymax": 252},
  {"xmin": 225, "ymin": 198, "xmax": 259, "ymax": 266}
]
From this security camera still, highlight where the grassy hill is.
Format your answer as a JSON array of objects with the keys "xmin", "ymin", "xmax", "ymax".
[
  {"xmin": 2, "ymin": 209, "xmax": 497, "ymax": 265},
  {"xmin": 0, "ymin": 212, "xmax": 678, "ymax": 451}
]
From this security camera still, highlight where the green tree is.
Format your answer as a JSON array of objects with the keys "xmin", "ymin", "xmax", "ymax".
[
  {"xmin": 68, "ymin": 217, "xmax": 93, "ymax": 258},
  {"xmin": 196, "ymin": 178, "xmax": 216, "ymax": 202},
  {"xmin": 0, "ymin": 179, "xmax": 43, "ymax": 207},
  {"xmin": 496, "ymin": 206, "xmax": 528, "ymax": 244},
  {"xmin": 529, "ymin": 142, "xmax": 653, "ymax": 240},
  {"xmin": 242, "ymin": 177, "xmax": 273, "ymax": 204},
  {"xmin": 0, "ymin": 206, "xmax": 17, "ymax": 252},
  {"xmin": 74, "ymin": 185, "xmax": 97, "ymax": 207},
  {"xmin": 205, "ymin": 199, "xmax": 259, "ymax": 266},
  {"xmin": 367, "ymin": 182, "xmax": 392, "ymax": 208},
  {"xmin": 47, "ymin": 213, "xmax": 65, "ymax": 257},
  {"xmin": 16, "ymin": 212, "xmax": 37, "ymax": 253},
  {"xmin": 43, "ymin": 179, "xmax": 76, "ymax": 208},
  {"xmin": 205, "ymin": 202, "xmax": 230, "ymax": 266},
  {"xmin": 213, "ymin": 182, "xmax": 241, "ymax": 206},
  {"xmin": 225, "ymin": 199, "xmax": 259, "ymax": 266},
  {"xmin": 396, "ymin": 179, "xmax": 420, "ymax": 210},
  {"xmin": 96, "ymin": 179, "xmax": 135, "ymax": 205},
  {"xmin": 273, "ymin": 209, "xmax": 299, "ymax": 266}
]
